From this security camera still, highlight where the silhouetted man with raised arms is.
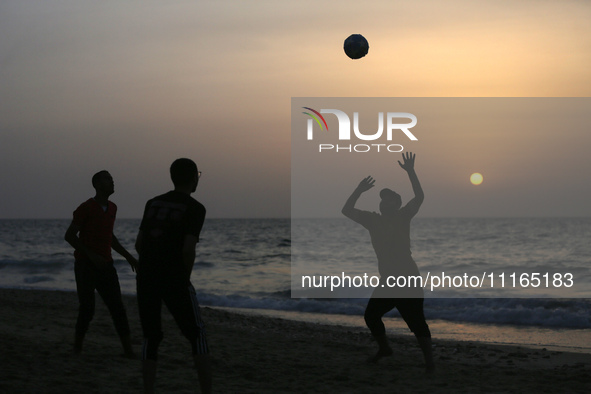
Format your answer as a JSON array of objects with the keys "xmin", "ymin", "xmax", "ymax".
[
  {"xmin": 342, "ymin": 152, "xmax": 434, "ymax": 373},
  {"xmin": 64, "ymin": 170, "xmax": 138, "ymax": 357},
  {"xmin": 135, "ymin": 158, "xmax": 212, "ymax": 394}
]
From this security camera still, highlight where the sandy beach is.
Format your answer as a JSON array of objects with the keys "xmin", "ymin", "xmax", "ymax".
[{"xmin": 0, "ymin": 288, "xmax": 590, "ymax": 393}]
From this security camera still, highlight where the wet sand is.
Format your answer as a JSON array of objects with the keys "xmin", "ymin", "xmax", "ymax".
[{"xmin": 0, "ymin": 288, "xmax": 590, "ymax": 393}]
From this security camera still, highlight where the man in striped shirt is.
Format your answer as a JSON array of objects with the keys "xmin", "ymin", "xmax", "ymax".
[{"xmin": 135, "ymin": 158, "xmax": 211, "ymax": 394}]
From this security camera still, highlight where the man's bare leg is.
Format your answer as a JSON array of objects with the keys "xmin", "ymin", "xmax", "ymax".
[
  {"xmin": 120, "ymin": 334, "xmax": 135, "ymax": 358},
  {"xmin": 73, "ymin": 332, "xmax": 84, "ymax": 355},
  {"xmin": 417, "ymin": 336, "xmax": 435, "ymax": 374},
  {"xmin": 367, "ymin": 334, "xmax": 393, "ymax": 363},
  {"xmin": 193, "ymin": 354, "xmax": 212, "ymax": 394},
  {"xmin": 142, "ymin": 359, "xmax": 157, "ymax": 394}
]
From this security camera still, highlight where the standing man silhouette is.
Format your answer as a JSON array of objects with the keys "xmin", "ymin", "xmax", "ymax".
[
  {"xmin": 135, "ymin": 158, "xmax": 212, "ymax": 393},
  {"xmin": 64, "ymin": 170, "xmax": 137, "ymax": 357},
  {"xmin": 342, "ymin": 152, "xmax": 434, "ymax": 373}
]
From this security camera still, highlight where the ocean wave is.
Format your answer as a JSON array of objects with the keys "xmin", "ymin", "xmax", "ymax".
[
  {"xmin": 0, "ymin": 259, "xmax": 70, "ymax": 271},
  {"xmin": 197, "ymin": 292, "xmax": 591, "ymax": 329},
  {"xmin": 23, "ymin": 276, "xmax": 55, "ymax": 284},
  {"xmin": 424, "ymin": 298, "xmax": 591, "ymax": 329},
  {"xmin": 195, "ymin": 261, "xmax": 215, "ymax": 268},
  {"xmin": 263, "ymin": 253, "xmax": 291, "ymax": 260}
]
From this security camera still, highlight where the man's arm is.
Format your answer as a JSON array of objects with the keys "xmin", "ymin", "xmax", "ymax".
[
  {"xmin": 182, "ymin": 234, "xmax": 199, "ymax": 279},
  {"xmin": 64, "ymin": 222, "xmax": 109, "ymax": 268},
  {"xmin": 398, "ymin": 152, "xmax": 424, "ymax": 215},
  {"xmin": 135, "ymin": 200, "xmax": 151, "ymax": 262},
  {"xmin": 135, "ymin": 230, "xmax": 144, "ymax": 256},
  {"xmin": 342, "ymin": 176, "xmax": 375, "ymax": 223},
  {"xmin": 112, "ymin": 235, "xmax": 138, "ymax": 272}
]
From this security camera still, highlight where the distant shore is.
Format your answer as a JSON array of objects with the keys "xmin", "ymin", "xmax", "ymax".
[{"xmin": 1, "ymin": 288, "xmax": 590, "ymax": 393}]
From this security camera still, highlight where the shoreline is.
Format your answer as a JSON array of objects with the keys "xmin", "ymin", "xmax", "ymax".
[
  {"xmin": 214, "ymin": 306, "xmax": 591, "ymax": 355},
  {"xmin": 4, "ymin": 285, "xmax": 590, "ymax": 354},
  {"xmin": 1, "ymin": 288, "xmax": 590, "ymax": 393}
]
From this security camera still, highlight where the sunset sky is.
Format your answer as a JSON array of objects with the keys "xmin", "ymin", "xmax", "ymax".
[
  {"xmin": 1, "ymin": 0, "xmax": 590, "ymax": 218},
  {"xmin": 291, "ymin": 97, "xmax": 591, "ymax": 218}
]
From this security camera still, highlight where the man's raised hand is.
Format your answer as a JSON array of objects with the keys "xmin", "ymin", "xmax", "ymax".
[
  {"xmin": 398, "ymin": 152, "xmax": 416, "ymax": 172},
  {"xmin": 356, "ymin": 176, "xmax": 376, "ymax": 193}
]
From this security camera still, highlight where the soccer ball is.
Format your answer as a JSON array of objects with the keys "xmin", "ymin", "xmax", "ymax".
[{"xmin": 344, "ymin": 34, "xmax": 369, "ymax": 59}]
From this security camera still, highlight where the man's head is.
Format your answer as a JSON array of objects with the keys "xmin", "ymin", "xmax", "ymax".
[
  {"xmin": 379, "ymin": 188, "xmax": 401, "ymax": 216},
  {"xmin": 170, "ymin": 158, "xmax": 199, "ymax": 192},
  {"xmin": 92, "ymin": 170, "xmax": 114, "ymax": 195}
]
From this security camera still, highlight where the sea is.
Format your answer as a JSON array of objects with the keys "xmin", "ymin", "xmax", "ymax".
[{"xmin": 1, "ymin": 218, "xmax": 590, "ymax": 353}]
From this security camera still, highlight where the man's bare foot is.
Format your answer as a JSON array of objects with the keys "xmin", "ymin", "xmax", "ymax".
[{"xmin": 367, "ymin": 347, "xmax": 393, "ymax": 363}]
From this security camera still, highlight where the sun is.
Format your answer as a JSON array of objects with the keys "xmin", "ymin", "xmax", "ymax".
[{"xmin": 470, "ymin": 173, "xmax": 483, "ymax": 185}]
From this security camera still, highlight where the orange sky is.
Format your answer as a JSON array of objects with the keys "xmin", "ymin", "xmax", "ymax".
[
  {"xmin": 1, "ymin": 0, "xmax": 590, "ymax": 218},
  {"xmin": 292, "ymin": 98, "xmax": 591, "ymax": 217}
]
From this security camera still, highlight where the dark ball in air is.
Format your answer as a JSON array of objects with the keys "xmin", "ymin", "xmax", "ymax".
[{"xmin": 344, "ymin": 34, "xmax": 369, "ymax": 60}]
